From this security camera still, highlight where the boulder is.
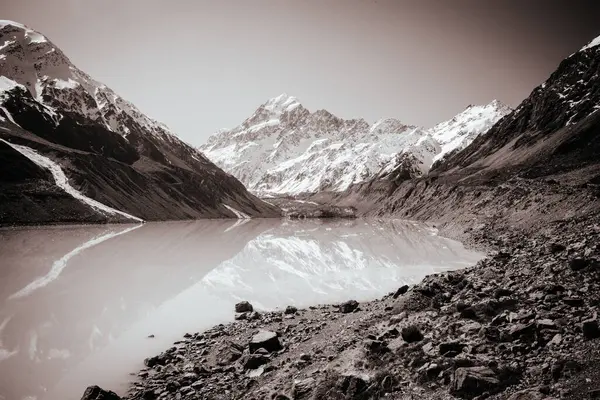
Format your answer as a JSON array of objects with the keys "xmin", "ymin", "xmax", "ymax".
[
  {"xmin": 393, "ymin": 291, "xmax": 434, "ymax": 313},
  {"xmin": 81, "ymin": 386, "xmax": 121, "ymax": 400},
  {"xmin": 235, "ymin": 301, "xmax": 253, "ymax": 313},
  {"xmin": 339, "ymin": 300, "xmax": 359, "ymax": 313},
  {"xmin": 284, "ymin": 305, "xmax": 298, "ymax": 315},
  {"xmin": 439, "ymin": 342, "xmax": 466, "ymax": 357},
  {"xmin": 451, "ymin": 366, "xmax": 500, "ymax": 398},
  {"xmin": 249, "ymin": 330, "xmax": 283, "ymax": 353},
  {"xmin": 393, "ymin": 285, "xmax": 410, "ymax": 299},
  {"xmin": 401, "ymin": 325, "xmax": 423, "ymax": 343}
]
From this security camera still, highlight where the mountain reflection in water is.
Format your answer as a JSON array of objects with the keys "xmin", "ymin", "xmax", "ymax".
[{"xmin": 0, "ymin": 218, "xmax": 482, "ymax": 400}]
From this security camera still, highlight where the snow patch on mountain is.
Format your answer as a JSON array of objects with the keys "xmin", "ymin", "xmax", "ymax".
[
  {"xmin": 581, "ymin": 35, "xmax": 600, "ymax": 52},
  {"xmin": 0, "ymin": 76, "xmax": 23, "ymax": 94},
  {"xmin": 1, "ymin": 139, "xmax": 144, "ymax": 222},
  {"xmin": 200, "ymin": 94, "xmax": 511, "ymax": 196},
  {"xmin": 223, "ymin": 204, "xmax": 251, "ymax": 219}
]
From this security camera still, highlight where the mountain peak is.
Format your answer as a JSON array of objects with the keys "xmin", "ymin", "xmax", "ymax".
[
  {"xmin": 580, "ymin": 34, "xmax": 600, "ymax": 52},
  {"xmin": 487, "ymin": 99, "xmax": 510, "ymax": 110},
  {"xmin": 263, "ymin": 93, "xmax": 301, "ymax": 113},
  {"xmin": 0, "ymin": 20, "xmax": 48, "ymax": 44}
]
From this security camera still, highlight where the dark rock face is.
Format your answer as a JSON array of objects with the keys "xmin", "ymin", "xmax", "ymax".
[
  {"xmin": 81, "ymin": 386, "xmax": 121, "ymax": 400},
  {"xmin": 249, "ymin": 330, "xmax": 282, "ymax": 353}
]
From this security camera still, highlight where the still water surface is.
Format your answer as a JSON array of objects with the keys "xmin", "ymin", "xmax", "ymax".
[{"xmin": 0, "ymin": 218, "xmax": 483, "ymax": 400}]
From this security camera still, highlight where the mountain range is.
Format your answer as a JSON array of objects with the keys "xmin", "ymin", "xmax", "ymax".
[
  {"xmin": 341, "ymin": 32, "xmax": 600, "ymax": 229},
  {"xmin": 199, "ymin": 95, "xmax": 511, "ymax": 196},
  {"xmin": 0, "ymin": 20, "xmax": 279, "ymax": 225},
  {"xmin": 1, "ymin": 19, "xmax": 599, "ymax": 227}
]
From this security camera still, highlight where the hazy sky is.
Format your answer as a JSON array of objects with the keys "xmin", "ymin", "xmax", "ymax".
[{"xmin": 3, "ymin": 0, "xmax": 600, "ymax": 145}]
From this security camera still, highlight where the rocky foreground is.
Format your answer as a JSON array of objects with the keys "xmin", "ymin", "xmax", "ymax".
[{"xmin": 82, "ymin": 215, "xmax": 600, "ymax": 400}]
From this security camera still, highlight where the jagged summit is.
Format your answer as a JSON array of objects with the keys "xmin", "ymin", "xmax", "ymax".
[
  {"xmin": 200, "ymin": 95, "xmax": 510, "ymax": 195},
  {"xmin": 0, "ymin": 20, "xmax": 47, "ymax": 43},
  {"xmin": 580, "ymin": 34, "xmax": 600, "ymax": 52},
  {"xmin": 262, "ymin": 93, "xmax": 301, "ymax": 113}
]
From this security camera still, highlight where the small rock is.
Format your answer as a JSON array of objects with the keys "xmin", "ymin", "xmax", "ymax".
[
  {"xmin": 247, "ymin": 311, "xmax": 261, "ymax": 320},
  {"xmin": 247, "ymin": 365, "xmax": 265, "ymax": 378},
  {"xmin": 365, "ymin": 339, "xmax": 389, "ymax": 354},
  {"xmin": 81, "ymin": 386, "xmax": 121, "ymax": 400},
  {"xmin": 569, "ymin": 258, "xmax": 590, "ymax": 271},
  {"xmin": 235, "ymin": 301, "xmax": 253, "ymax": 313},
  {"xmin": 509, "ymin": 322, "xmax": 536, "ymax": 339},
  {"xmin": 235, "ymin": 312, "xmax": 248, "ymax": 320},
  {"xmin": 582, "ymin": 319, "xmax": 600, "ymax": 339},
  {"xmin": 401, "ymin": 325, "xmax": 423, "ymax": 343},
  {"xmin": 460, "ymin": 306, "xmax": 478, "ymax": 320},
  {"xmin": 393, "ymin": 285, "xmax": 410, "ymax": 299},
  {"xmin": 549, "ymin": 243, "xmax": 566, "ymax": 253},
  {"xmin": 451, "ymin": 366, "xmax": 500, "ymax": 397},
  {"xmin": 244, "ymin": 354, "xmax": 270, "ymax": 370},
  {"xmin": 506, "ymin": 389, "xmax": 544, "ymax": 399},
  {"xmin": 563, "ymin": 297, "xmax": 584, "ymax": 307},
  {"xmin": 284, "ymin": 305, "xmax": 298, "ymax": 315},
  {"xmin": 439, "ymin": 342, "xmax": 465, "ymax": 357},
  {"xmin": 292, "ymin": 377, "xmax": 315, "ymax": 399},
  {"xmin": 249, "ymin": 330, "xmax": 283, "ymax": 353},
  {"xmin": 589, "ymin": 388, "xmax": 600, "ymax": 399},
  {"xmin": 339, "ymin": 300, "xmax": 359, "ymax": 313},
  {"xmin": 494, "ymin": 288, "xmax": 512, "ymax": 299}
]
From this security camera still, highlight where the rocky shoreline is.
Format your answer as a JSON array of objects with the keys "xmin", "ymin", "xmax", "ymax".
[{"xmin": 81, "ymin": 214, "xmax": 600, "ymax": 400}]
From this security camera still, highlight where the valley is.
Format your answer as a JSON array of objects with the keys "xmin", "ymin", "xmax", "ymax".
[{"xmin": 0, "ymin": 12, "xmax": 598, "ymax": 400}]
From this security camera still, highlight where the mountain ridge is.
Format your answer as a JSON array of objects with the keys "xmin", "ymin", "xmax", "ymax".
[
  {"xmin": 0, "ymin": 20, "xmax": 280, "ymax": 224},
  {"xmin": 200, "ymin": 94, "xmax": 511, "ymax": 196}
]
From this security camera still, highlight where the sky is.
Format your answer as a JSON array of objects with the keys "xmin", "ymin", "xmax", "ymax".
[{"xmin": 2, "ymin": 0, "xmax": 600, "ymax": 145}]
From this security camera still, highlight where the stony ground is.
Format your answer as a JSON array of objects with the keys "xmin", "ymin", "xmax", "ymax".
[{"xmin": 83, "ymin": 214, "xmax": 600, "ymax": 400}]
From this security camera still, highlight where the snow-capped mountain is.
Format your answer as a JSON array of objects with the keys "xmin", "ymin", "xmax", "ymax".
[
  {"xmin": 379, "ymin": 100, "xmax": 512, "ymax": 181},
  {"xmin": 200, "ymin": 94, "xmax": 510, "ymax": 196},
  {"xmin": 0, "ymin": 20, "xmax": 279, "ymax": 224}
]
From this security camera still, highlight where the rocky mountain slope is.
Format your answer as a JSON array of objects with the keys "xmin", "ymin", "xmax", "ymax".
[
  {"xmin": 199, "ymin": 95, "xmax": 510, "ymax": 196},
  {"xmin": 335, "ymin": 33, "xmax": 600, "ymax": 232},
  {"xmin": 0, "ymin": 20, "xmax": 279, "ymax": 225}
]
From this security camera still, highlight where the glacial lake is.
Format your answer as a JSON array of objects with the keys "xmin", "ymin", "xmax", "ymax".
[{"xmin": 0, "ymin": 219, "xmax": 483, "ymax": 400}]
